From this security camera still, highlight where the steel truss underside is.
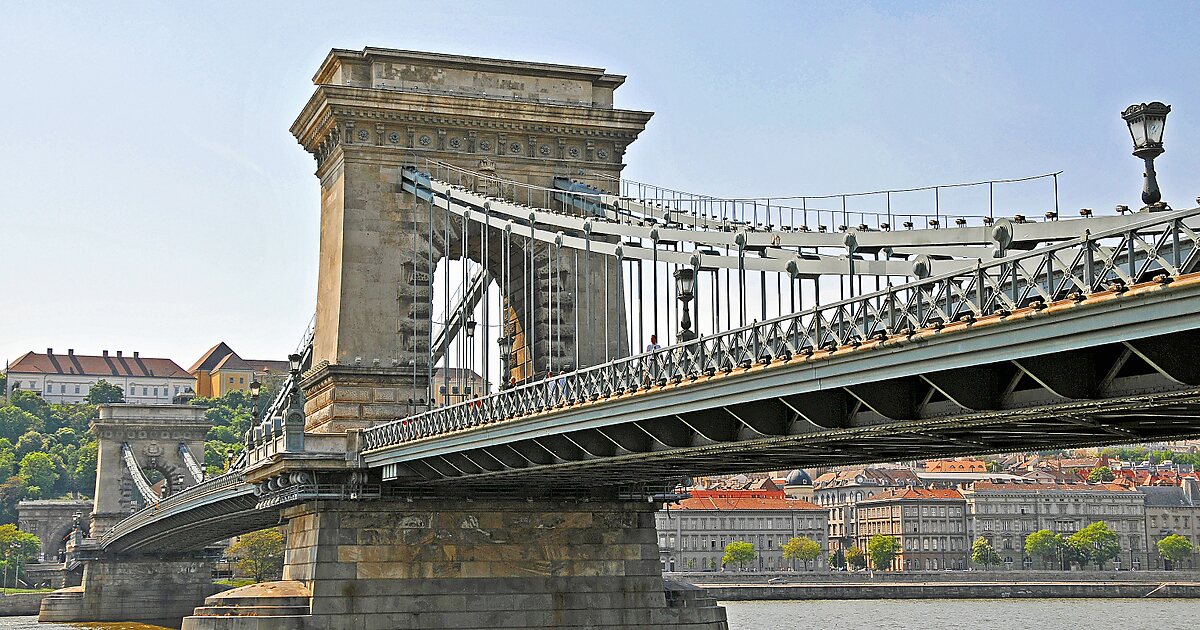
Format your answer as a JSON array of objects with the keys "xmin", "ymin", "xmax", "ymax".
[{"xmin": 374, "ymin": 284, "xmax": 1200, "ymax": 495}]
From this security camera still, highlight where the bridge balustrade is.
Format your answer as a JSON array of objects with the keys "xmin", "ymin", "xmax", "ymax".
[{"xmin": 361, "ymin": 204, "xmax": 1200, "ymax": 453}]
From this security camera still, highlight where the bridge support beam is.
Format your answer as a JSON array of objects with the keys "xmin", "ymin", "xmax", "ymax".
[
  {"xmin": 184, "ymin": 498, "xmax": 726, "ymax": 629},
  {"xmin": 40, "ymin": 555, "xmax": 220, "ymax": 626}
]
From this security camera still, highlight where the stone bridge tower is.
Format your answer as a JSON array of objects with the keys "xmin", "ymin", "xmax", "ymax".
[
  {"xmin": 291, "ymin": 47, "xmax": 652, "ymax": 432},
  {"xmin": 90, "ymin": 404, "xmax": 209, "ymax": 538}
]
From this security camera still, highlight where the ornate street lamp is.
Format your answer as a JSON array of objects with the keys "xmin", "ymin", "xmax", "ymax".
[
  {"xmin": 674, "ymin": 267, "xmax": 697, "ymax": 342},
  {"xmin": 248, "ymin": 378, "xmax": 262, "ymax": 418},
  {"xmin": 1121, "ymin": 102, "xmax": 1171, "ymax": 206},
  {"xmin": 497, "ymin": 334, "xmax": 513, "ymax": 387},
  {"xmin": 287, "ymin": 353, "xmax": 303, "ymax": 407}
]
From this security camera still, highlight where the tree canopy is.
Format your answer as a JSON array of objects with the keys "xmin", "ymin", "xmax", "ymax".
[
  {"xmin": 1157, "ymin": 534, "xmax": 1193, "ymax": 568},
  {"xmin": 782, "ymin": 536, "xmax": 822, "ymax": 568},
  {"xmin": 85, "ymin": 380, "xmax": 124, "ymax": 404},
  {"xmin": 228, "ymin": 528, "xmax": 284, "ymax": 582},
  {"xmin": 1024, "ymin": 530, "xmax": 1064, "ymax": 569},
  {"xmin": 1087, "ymin": 466, "xmax": 1116, "ymax": 483},
  {"xmin": 722, "ymin": 541, "xmax": 757, "ymax": 570},
  {"xmin": 1068, "ymin": 521, "xmax": 1120, "ymax": 570},
  {"xmin": 845, "ymin": 545, "xmax": 867, "ymax": 570},
  {"xmin": 866, "ymin": 535, "xmax": 901, "ymax": 570},
  {"xmin": 0, "ymin": 523, "xmax": 41, "ymax": 583},
  {"xmin": 971, "ymin": 537, "xmax": 1001, "ymax": 569}
]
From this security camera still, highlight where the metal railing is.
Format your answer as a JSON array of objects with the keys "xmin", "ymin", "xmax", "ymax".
[
  {"xmin": 422, "ymin": 156, "xmax": 1066, "ymax": 232},
  {"xmin": 100, "ymin": 469, "xmax": 247, "ymax": 546},
  {"xmin": 361, "ymin": 204, "xmax": 1200, "ymax": 453},
  {"xmin": 179, "ymin": 443, "xmax": 206, "ymax": 484}
]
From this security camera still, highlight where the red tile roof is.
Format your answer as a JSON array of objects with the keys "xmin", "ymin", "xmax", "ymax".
[
  {"xmin": 8, "ymin": 350, "xmax": 190, "ymax": 379},
  {"xmin": 673, "ymin": 495, "xmax": 824, "ymax": 511},
  {"xmin": 860, "ymin": 487, "xmax": 964, "ymax": 502}
]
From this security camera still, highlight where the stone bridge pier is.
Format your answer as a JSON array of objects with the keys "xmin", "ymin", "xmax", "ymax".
[
  {"xmin": 39, "ymin": 403, "xmax": 223, "ymax": 626},
  {"xmin": 184, "ymin": 496, "xmax": 726, "ymax": 629}
]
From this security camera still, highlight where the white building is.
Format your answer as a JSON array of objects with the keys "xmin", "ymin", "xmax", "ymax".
[{"xmin": 5, "ymin": 348, "xmax": 193, "ymax": 405}]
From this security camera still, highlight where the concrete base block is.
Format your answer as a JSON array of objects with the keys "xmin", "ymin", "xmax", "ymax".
[{"xmin": 185, "ymin": 499, "xmax": 727, "ymax": 629}]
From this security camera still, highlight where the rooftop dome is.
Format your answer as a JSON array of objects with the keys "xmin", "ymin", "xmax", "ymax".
[{"xmin": 785, "ymin": 469, "xmax": 813, "ymax": 486}]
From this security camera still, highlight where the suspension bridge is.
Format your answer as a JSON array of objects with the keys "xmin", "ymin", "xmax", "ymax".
[{"xmin": 41, "ymin": 47, "xmax": 1200, "ymax": 630}]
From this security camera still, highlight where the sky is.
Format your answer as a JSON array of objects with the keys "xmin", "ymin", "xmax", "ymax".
[{"xmin": 1, "ymin": 1, "xmax": 1199, "ymax": 369}]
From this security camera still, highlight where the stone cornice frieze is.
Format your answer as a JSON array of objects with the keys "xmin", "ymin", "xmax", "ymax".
[{"xmin": 292, "ymin": 85, "xmax": 651, "ymax": 158}]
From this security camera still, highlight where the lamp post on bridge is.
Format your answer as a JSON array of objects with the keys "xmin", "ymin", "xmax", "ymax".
[
  {"xmin": 674, "ymin": 267, "xmax": 697, "ymax": 342},
  {"xmin": 1121, "ymin": 102, "xmax": 1171, "ymax": 208},
  {"xmin": 465, "ymin": 316, "xmax": 477, "ymax": 400},
  {"xmin": 249, "ymin": 378, "xmax": 262, "ymax": 417},
  {"xmin": 497, "ymin": 334, "xmax": 513, "ymax": 389}
]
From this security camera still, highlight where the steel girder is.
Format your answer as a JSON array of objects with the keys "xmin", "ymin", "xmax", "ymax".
[{"xmin": 365, "ymin": 276, "xmax": 1200, "ymax": 495}]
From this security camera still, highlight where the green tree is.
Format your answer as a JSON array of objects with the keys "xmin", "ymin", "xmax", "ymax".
[
  {"xmin": 85, "ymin": 380, "xmax": 124, "ymax": 404},
  {"xmin": 971, "ymin": 536, "xmax": 1001, "ymax": 569},
  {"xmin": 828, "ymin": 547, "xmax": 846, "ymax": 570},
  {"xmin": 1087, "ymin": 466, "xmax": 1116, "ymax": 483},
  {"xmin": 782, "ymin": 536, "xmax": 822, "ymax": 570},
  {"xmin": 0, "ymin": 523, "xmax": 41, "ymax": 583},
  {"xmin": 866, "ymin": 535, "xmax": 901, "ymax": 571},
  {"xmin": 721, "ymin": 541, "xmax": 757, "ymax": 571},
  {"xmin": 0, "ymin": 407, "xmax": 41, "ymax": 443},
  {"xmin": 845, "ymin": 545, "xmax": 867, "ymax": 570},
  {"xmin": 71, "ymin": 441, "xmax": 98, "ymax": 497},
  {"xmin": 14, "ymin": 431, "xmax": 48, "ymax": 459},
  {"xmin": 0, "ymin": 372, "xmax": 7, "ymax": 398},
  {"xmin": 1024, "ymin": 530, "xmax": 1065, "ymax": 569},
  {"xmin": 18, "ymin": 452, "xmax": 59, "ymax": 499},
  {"xmin": 1068, "ymin": 522, "xmax": 1120, "ymax": 570},
  {"xmin": 228, "ymin": 528, "xmax": 284, "ymax": 582},
  {"xmin": 0, "ymin": 477, "xmax": 26, "ymax": 524},
  {"xmin": 9, "ymin": 391, "xmax": 50, "ymax": 423},
  {"xmin": 1157, "ymin": 534, "xmax": 1194, "ymax": 570}
]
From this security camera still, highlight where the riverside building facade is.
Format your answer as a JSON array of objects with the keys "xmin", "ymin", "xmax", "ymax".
[
  {"xmin": 656, "ymin": 489, "xmax": 827, "ymax": 572},
  {"xmin": 855, "ymin": 488, "xmax": 970, "ymax": 571},
  {"xmin": 962, "ymin": 481, "xmax": 1147, "ymax": 570}
]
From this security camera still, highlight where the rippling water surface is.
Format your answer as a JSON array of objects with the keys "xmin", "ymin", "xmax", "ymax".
[
  {"xmin": 7, "ymin": 600, "xmax": 1200, "ymax": 629},
  {"xmin": 723, "ymin": 599, "xmax": 1200, "ymax": 629}
]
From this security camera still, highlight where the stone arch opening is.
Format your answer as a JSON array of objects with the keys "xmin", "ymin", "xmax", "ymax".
[{"xmin": 413, "ymin": 202, "xmax": 628, "ymax": 392}]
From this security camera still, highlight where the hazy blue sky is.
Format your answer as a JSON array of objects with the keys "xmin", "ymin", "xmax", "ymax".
[{"xmin": 2, "ymin": 1, "xmax": 1198, "ymax": 368}]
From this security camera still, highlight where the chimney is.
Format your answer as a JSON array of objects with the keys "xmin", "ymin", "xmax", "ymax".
[
  {"xmin": 46, "ymin": 348, "xmax": 53, "ymax": 355},
  {"xmin": 116, "ymin": 351, "xmax": 122, "ymax": 358},
  {"xmin": 68, "ymin": 349, "xmax": 74, "ymax": 355},
  {"xmin": 102, "ymin": 350, "xmax": 109, "ymax": 357},
  {"xmin": 133, "ymin": 351, "xmax": 139, "ymax": 359}
]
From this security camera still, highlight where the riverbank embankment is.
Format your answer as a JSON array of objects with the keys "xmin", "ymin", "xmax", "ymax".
[{"xmin": 673, "ymin": 570, "xmax": 1200, "ymax": 600}]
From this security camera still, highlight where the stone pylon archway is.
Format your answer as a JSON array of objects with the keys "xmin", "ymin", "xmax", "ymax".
[
  {"xmin": 291, "ymin": 47, "xmax": 651, "ymax": 433},
  {"xmin": 90, "ymin": 404, "xmax": 209, "ymax": 538}
]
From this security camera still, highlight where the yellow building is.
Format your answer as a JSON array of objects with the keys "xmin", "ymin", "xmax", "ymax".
[{"xmin": 188, "ymin": 342, "xmax": 289, "ymax": 398}]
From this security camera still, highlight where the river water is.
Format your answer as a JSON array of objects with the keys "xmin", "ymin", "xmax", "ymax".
[
  {"xmin": 723, "ymin": 599, "xmax": 1200, "ymax": 629},
  {"xmin": 4, "ymin": 600, "xmax": 1198, "ymax": 629}
]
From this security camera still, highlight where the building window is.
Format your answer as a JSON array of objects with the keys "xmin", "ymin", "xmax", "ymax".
[
  {"xmin": 74, "ymin": 385, "xmax": 80, "ymax": 394},
  {"xmin": 439, "ymin": 386, "xmax": 447, "ymax": 394},
  {"xmin": 60, "ymin": 384, "xmax": 65, "ymax": 393},
  {"xmin": 229, "ymin": 377, "xmax": 234, "ymax": 384},
  {"xmin": 239, "ymin": 377, "xmax": 245, "ymax": 384},
  {"xmin": 153, "ymin": 387, "xmax": 158, "ymax": 396}
]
